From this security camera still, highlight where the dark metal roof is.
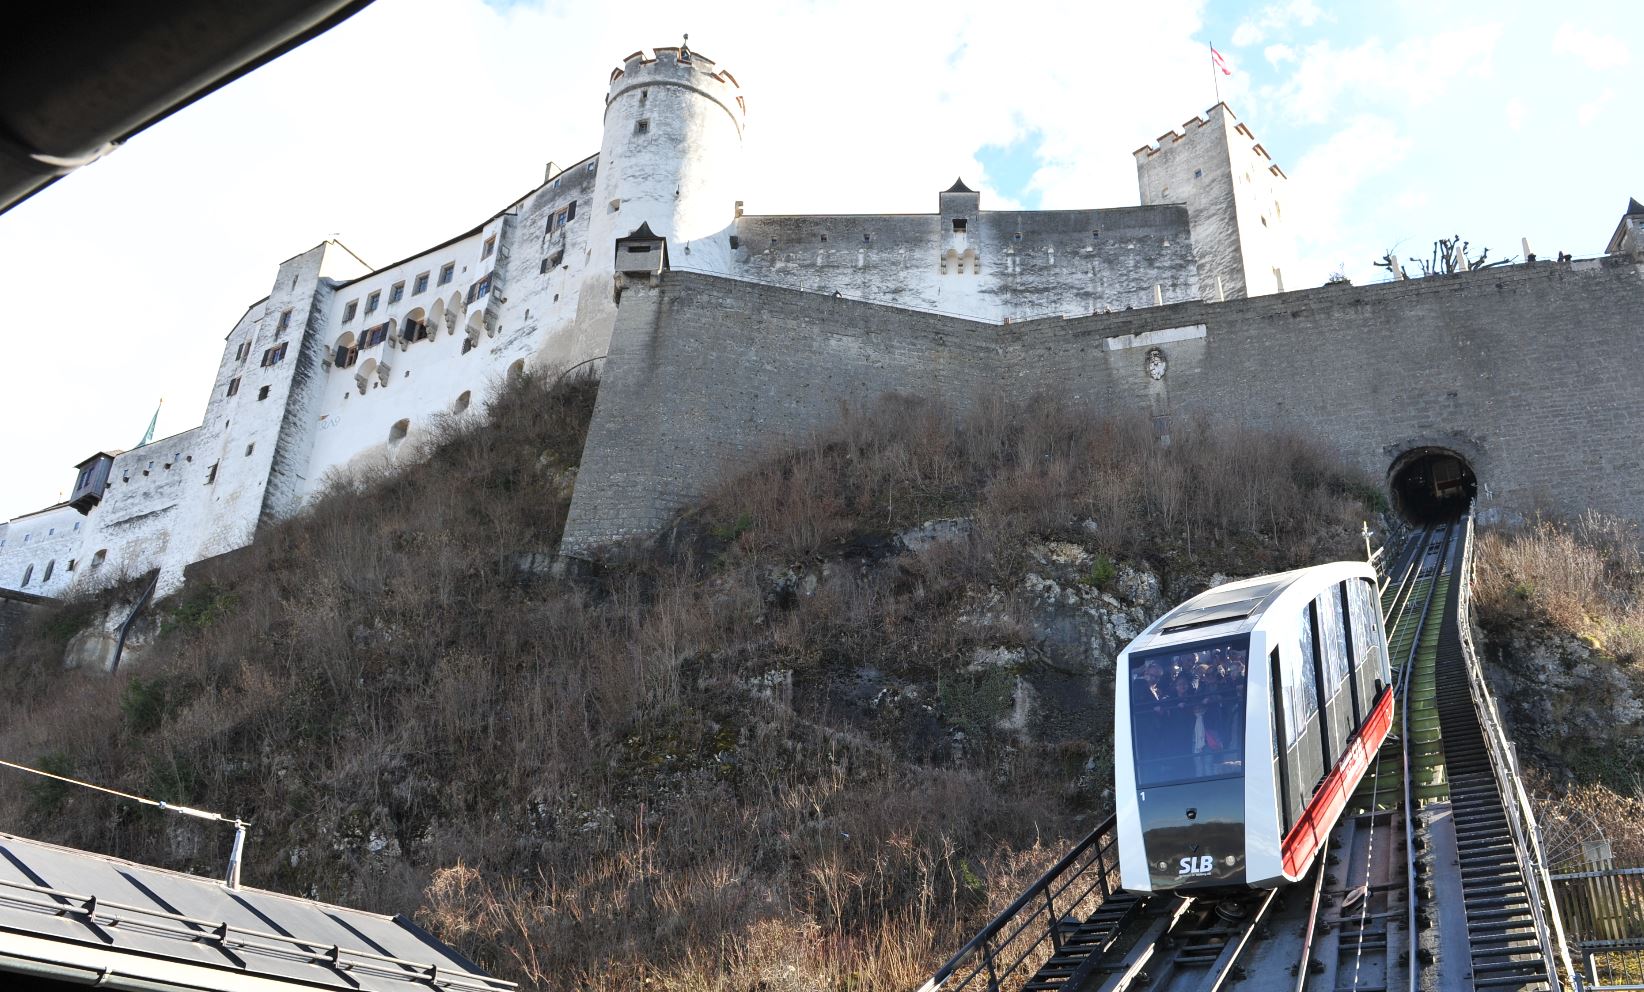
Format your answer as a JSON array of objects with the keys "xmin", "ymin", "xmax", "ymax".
[
  {"xmin": 943, "ymin": 178, "xmax": 976, "ymax": 194},
  {"xmin": 0, "ymin": 831, "xmax": 512, "ymax": 992},
  {"xmin": 1, "ymin": 1, "xmax": 376, "ymax": 215},
  {"xmin": 1628, "ymin": 197, "xmax": 1644, "ymax": 218},
  {"xmin": 1158, "ymin": 578, "xmax": 1287, "ymax": 634}
]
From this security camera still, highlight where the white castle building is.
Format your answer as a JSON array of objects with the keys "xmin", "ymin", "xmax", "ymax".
[{"xmin": 0, "ymin": 42, "xmax": 1295, "ymax": 600}]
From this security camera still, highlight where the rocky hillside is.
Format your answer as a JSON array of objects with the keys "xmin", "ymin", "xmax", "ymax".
[
  {"xmin": 0, "ymin": 375, "xmax": 1380, "ymax": 990},
  {"xmin": 1472, "ymin": 515, "xmax": 1644, "ymax": 863}
]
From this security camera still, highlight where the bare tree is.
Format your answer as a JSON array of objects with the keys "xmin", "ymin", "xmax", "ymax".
[{"xmin": 1376, "ymin": 235, "xmax": 1514, "ymax": 280}]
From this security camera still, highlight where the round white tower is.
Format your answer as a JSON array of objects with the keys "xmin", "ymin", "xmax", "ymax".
[{"xmin": 588, "ymin": 42, "xmax": 745, "ymax": 275}]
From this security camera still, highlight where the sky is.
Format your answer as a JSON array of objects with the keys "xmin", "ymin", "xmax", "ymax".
[{"xmin": 1, "ymin": 0, "xmax": 1639, "ymax": 520}]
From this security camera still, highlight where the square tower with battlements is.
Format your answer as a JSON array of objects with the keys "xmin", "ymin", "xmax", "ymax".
[{"xmin": 1134, "ymin": 104, "xmax": 1294, "ymax": 301}]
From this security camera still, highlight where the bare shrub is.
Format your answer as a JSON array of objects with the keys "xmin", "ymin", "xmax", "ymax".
[{"xmin": 1475, "ymin": 513, "xmax": 1644, "ymax": 664}]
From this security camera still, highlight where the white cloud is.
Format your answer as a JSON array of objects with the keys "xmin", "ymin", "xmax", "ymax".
[
  {"xmin": 1578, "ymin": 88, "xmax": 1616, "ymax": 126},
  {"xmin": 0, "ymin": 0, "xmax": 1225, "ymax": 518},
  {"xmin": 1552, "ymin": 23, "xmax": 1630, "ymax": 70},
  {"xmin": 1265, "ymin": 44, "xmax": 1296, "ymax": 66},
  {"xmin": 1261, "ymin": 24, "xmax": 1503, "ymax": 125},
  {"xmin": 1505, "ymin": 96, "xmax": 1525, "ymax": 131},
  {"xmin": 1285, "ymin": 116, "xmax": 1414, "ymax": 285},
  {"xmin": 1230, "ymin": 0, "xmax": 1323, "ymax": 47}
]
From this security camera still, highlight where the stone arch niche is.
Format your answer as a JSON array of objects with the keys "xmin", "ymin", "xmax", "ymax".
[
  {"xmin": 1388, "ymin": 445, "xmax": 1479, "ymax": 524},
  {"xmin": 333, "ymin": 330, "xmax": 358, "ymax": 369}
]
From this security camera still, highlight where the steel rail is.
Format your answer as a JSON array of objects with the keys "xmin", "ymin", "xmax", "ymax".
[{"xmin": 1398, "ymin": 522, "xmax": 1455, "ymax": 992}]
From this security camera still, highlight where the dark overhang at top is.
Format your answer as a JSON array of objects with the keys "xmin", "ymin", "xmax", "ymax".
[{"xmin": 0, "ymin": 1, "xmax": 376, "ymax": 216}]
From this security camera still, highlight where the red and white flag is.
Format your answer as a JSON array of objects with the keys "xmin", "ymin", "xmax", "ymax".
[{"xmin": 1210, "ymin": 45, "xmax": 1232, "ymax": 75}]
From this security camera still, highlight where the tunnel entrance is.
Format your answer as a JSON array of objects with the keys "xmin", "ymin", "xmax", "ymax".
[{"xmin": 1389, "ymin": 447, "xmax": 1478, "ymax": 524}]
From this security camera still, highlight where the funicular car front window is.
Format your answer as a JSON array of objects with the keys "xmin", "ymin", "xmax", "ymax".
[{"xmin": 1130, "ymin": 636, "xmax": 1250, "ymax": 788}]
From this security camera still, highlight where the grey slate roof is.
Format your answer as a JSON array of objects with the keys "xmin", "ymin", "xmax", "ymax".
[{"xmin": 0, "ymin": 831, "xmax": 513, "ymax": 992}]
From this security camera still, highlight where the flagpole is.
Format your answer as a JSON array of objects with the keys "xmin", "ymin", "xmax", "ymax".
[{"xmin": 1211, "ymin": 42, "xmax": 1221, "ymax": 106}]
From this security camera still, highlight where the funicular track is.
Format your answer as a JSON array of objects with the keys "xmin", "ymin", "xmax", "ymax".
[
  {"xmin": 1418, "ymin": 516, "xmax": 1573, "ymax": 992},
  {"xmin": 920, "ymin": 527, "xmax": 1446, "ymax": 992},
  {"xmin": 919, "ymin": 518, "xmax": 1578, "ymax": 992}
]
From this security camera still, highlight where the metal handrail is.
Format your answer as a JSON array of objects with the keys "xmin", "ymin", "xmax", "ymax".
[
  {"xmin": 917, "ymin": 815, "xmax": 1119, "ymax": 992},
  {"xmin": 1452, "ymin": 508, "xmax": 1584, "ymax": 991}
]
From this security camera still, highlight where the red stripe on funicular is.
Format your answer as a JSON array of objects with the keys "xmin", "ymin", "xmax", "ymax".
[{"xmin": 1280, "ymin": 686, "xmax": 1395, "ymax": 880}]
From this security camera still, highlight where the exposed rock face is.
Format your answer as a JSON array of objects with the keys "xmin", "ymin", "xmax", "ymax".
[{"xmin": 1475, "ymin": 613, "xmax": 1644, "ymax": 785}]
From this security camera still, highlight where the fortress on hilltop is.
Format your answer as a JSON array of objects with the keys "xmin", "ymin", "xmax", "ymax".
[{"xmin": 3, "ymin": 41, "xmax": 1643, "ymax": 609}]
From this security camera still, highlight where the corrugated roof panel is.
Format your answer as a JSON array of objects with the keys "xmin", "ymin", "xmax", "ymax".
[{"xmin": 0, "ymin": 831, "xmax": 512, "ymax": 991}]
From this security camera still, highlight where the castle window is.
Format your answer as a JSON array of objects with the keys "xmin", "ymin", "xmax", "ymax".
[
  {"xmin": 1014, "ymin": 232, "xmax": 1023, "ymax": 241},
  {"xmin": 952, "ymin": 219, "xmax": 967, "ymax": 233},
  {"xmin": 402, "ymin": 310, "xmax": 430, "ymax": 342},
  {"xmin": 820, "ymin": 233, "xmax": 828, "ymax": 242},
  {"xmin": 1194, "ymin": 168, "xmax": 1203, "ymax": 178},
  {"xmin": 227, "ymin": 376, "xmax": 241, "ymax": 397},
  {"xmin": 566, "ymin": 200, "xmax": 576, "ymax": 221},
  {"xmin": 549, "ymin": 249, "xmax": 564, "ymax": 268},
  {"xmin": 42, "ymin": 560, "xmax": 54, "ymax": 583},
  {"xmin": 236, "ymin": 340, "xmax": 251, "ymax": 362},
  {"xmin": 482, "ymin": 236, "xmax": 495, "ymax": 259},
  {"xmin": 388, "ymin": 419, "xmax": 410, "ymax": 445},
  {"xmin": 390, "ymin": 281, "xmax": 405, "ymax": 304},
  {"xmin": 414, "ymin": 272, "xmax": 429, "ymax": 294},
  {"xmin": 863, "ymin": 233, "xmax": 871, "ymax": 242},
  {"xmin": 334, "ymin": 332, "xmax": 358, "ymax": 368},
  {"xmin": 48, "ymin": 527, "xmax": 55, "ymax": 535},
  {"xmin": 634, "ymin": 118, "xmax": 650, "ymax": 135},
  {"xmin": 438, "ymin": 263, "xmax": 455, "ymax": 286},
  {"xmin": 258, "ymin": 385, "xmax": 271, "ymax": 401},
  {"xmin": 205, "ymin": 463, "xmax": 218, "ymax": 484},
  {"xmin": 276, "ymin": 308, "xmax": 293, "ymax": 337},
  {"xmin": 366, "ymin": 290, "xmax": 381, "ymax": 313},
  {"xmin": 461, "ymin": 337, "xmax": 476, "ymax": 355},
  {"xmin": 728, "ymin": 235, "xmax": 740, "ymax": 249},
  {"xmin": 1092, "ymin": 230, "xmax": 1100, "ymax": 238},
  {"xmin": 362, "ymin": 323, "xmax": 390, "ymax": 348},
  {"xmin": 66, "ymin": 559, "xmax": 75, "ymax": 572},
  {"xmin": 452, "ymin": 390, "xmax": 471, "ymax": 414},
  {"xmin": 261, "ymin": 343, "xmax": 288, "ymax": 366},
  {"xmin": 73, "ymin": 521, "xmax": 80, "ymax": 531},
  {"xmin": 343, "ymin": 300, "xmax": 358, "ymax": 322},
  {"xmin": 587, "ymin": 162, "xmax": 596, "ymax": 172},
  {"xmin": 466, "ymin": 276, "xmax": 492, "ymax": 305},
  {"xmin": 20, "ymin": 565, "xmax": 32, "ymax": 586},
  {"xmin": 91, "ymin": 549, "xmax": 107, "ymax": 568},
  {"xmin": 245, "ymin": 444, "xmax": 255, "ymax": 456}
]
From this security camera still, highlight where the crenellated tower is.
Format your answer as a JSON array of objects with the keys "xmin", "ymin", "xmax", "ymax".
[
  {"xmin": 1134, "ymin": 104, "xmax": 1294, "ymax": 301},
  {"xmin": 587, "ymin": 42, "xmax": 745, "ymax": 278}
]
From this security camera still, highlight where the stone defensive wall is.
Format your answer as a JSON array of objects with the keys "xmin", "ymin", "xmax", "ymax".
[{"xmin": 561, "ymin": 256, "xmax": 1644, "ymax": 555}]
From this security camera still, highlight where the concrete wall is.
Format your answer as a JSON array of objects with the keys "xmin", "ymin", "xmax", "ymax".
[{"xmin": 562, "ymin": 257, "xmax": 1644, "ymax": 554}]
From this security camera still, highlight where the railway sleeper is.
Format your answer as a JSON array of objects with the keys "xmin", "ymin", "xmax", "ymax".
[
  {"xmin": 1472, "ymin": 974, "xmax": 1551, "ymax": 989},
  {"xmin": 1461, "ymin": 882, "xmax": 1527, "ymax": 899},
  {"xmin": 1473, "ymin": 958, "xmax": 1551, "ymax": 974}
]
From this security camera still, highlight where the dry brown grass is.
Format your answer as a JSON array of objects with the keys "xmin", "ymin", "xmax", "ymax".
[
  {"xmin": 0, "ymin": 383, "xmax": 1377, "ymax": 990},
  {"xmin": 1474, "ymin": 513, "xmax": 1644, "ymax": 664}
]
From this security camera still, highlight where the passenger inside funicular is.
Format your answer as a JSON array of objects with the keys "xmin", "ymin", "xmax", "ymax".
[{"xmin": 1130, "ymin": 639, "xmax": 1249, "ymax": 787}]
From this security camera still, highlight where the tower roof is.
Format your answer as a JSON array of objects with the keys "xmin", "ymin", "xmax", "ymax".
[
  {"xmin": 944, "ymin": 177, "xmax": 975, "ymax": 194},
  {"xmin": 1627, "ymin": 197, "xmax": 1644, "ymax": 218}
]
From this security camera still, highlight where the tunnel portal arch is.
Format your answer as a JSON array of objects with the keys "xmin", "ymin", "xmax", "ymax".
[{"xmin": 1388, "ymin": 446, "xmax": 1478, "ymax": 524}]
